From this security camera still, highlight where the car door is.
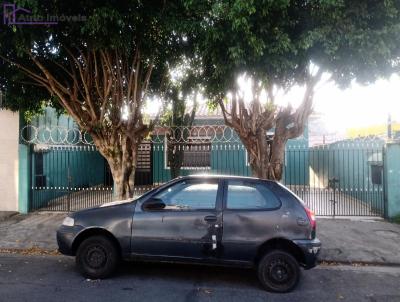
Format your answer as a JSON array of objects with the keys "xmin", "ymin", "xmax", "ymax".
[
  {"xmin": 130, "ymin": 178, "xmax": 223, "ymax": 260},
  {"xmin": 221, "ymin": 179, "xmax": 283, "ymax": 263}
]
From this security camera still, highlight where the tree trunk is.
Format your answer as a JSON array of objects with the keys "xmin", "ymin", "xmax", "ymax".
[
  {"xmin": 245, "ymin": 132, "xmax": 285, "ymax": 181},
  {"xmin": 128, "ymin": 146, "xmax": 137, "ymax": 195},
  {"xmin": 269, "ymin": 138, "xmax": 286, "ymax": 180},
  {"xmin": 112, "ymin": 169, "xmax": 128, "ymax": 201},
  {"xmin": 107, "ymin": 161, "xmax": 135, "ymax": 201},
  {"xmin": 168, "ymin": 143, "xmax": 184, "ymax": 179},
  {"xmin": 97, "ymin": 135, "xmax": 140, "ymax": 201},
  {"xmin": 165, "ymin": 91, "xmax": 197, "ymax": 180}
]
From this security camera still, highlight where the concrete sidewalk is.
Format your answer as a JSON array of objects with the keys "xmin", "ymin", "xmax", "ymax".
[
  {"xmin": 318, "ymin": 218, "xmax": 400, "ymax": 265},
  {"xmin": 0, "ymin": 211, "xmax": 18, "ymax": 222},
  {"xmin": 0, "ymin": 212, "xmax": 65, "ymax": 250},
  {"xmin": 0, "ymin": 212, "xmax": 399, "ymax": 265}
]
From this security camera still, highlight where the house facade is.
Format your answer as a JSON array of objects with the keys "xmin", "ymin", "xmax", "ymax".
[{"xmin": 2, "ymin": 106, "xmax": 399, "ymax": 219}]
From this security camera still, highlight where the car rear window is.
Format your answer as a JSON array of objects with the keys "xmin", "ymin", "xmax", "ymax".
[
  {"xmin": 226, "ymin": 180, "xmax": 281, "ymax": 210},
  {"xmin": 276, "ymin": 182, "xmax": 305, "ymax": 205}
]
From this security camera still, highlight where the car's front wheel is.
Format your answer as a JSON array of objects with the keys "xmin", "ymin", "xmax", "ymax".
[
  {"xmin": 257, "ymin": 250, "xmax": 300, "ymax": 293},
  {"xmin": 76, "ymin": 235, "xmax": 120, "ymax": 279}
]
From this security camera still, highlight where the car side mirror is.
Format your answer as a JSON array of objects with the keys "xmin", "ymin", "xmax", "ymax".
[{"xmin": 143, "ymin": 198, "xmax": 166, "ymax": 211}]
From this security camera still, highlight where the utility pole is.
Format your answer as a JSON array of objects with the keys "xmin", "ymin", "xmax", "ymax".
[{"xmin": 387, "ymin": 113, "xmax": 392, "ymax": 139}]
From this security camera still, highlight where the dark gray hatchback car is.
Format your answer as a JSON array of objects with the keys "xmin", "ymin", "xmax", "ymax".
[{"xmin": 57, "ymin": 175, "xmax": 321, "ymax": 292}]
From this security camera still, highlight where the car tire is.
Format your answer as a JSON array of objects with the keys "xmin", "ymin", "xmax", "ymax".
[
  {"xmin": 257, "ymin": 250, "xmax": 300, "ymax": 293},
  {"xmin": 76, "ymin": 235, "xmax": 120, "ymax": 279}
]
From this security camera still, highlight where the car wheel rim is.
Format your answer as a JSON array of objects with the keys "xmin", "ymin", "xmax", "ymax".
[
  {"xmin": 267, "ymin": 259, "xmax": 291, "ymax": 284},
  {"xmin": 85, "ymin": 245, "xmax": 107, "ymax": 269}
]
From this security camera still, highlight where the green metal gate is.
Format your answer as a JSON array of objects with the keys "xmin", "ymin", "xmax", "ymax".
[
  {"xmin": 284, "ymin": 142, "xmax": 386, "ymax": 217},
  {"xmin": 29, "ymin": 143, "xmax": 154, "ymax": 211},
  {"xmin": 29, "ymin": 145, "xmax": 113, "ymax": 211}
]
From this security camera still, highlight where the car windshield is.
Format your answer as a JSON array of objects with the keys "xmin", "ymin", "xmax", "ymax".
[
  {"xmin": 132, "ymin": 187, "xmax": 157, "ymax": 202},
  {"xmin": 133, "ymin": 178, "xmax": 180, "ymax": 202}
]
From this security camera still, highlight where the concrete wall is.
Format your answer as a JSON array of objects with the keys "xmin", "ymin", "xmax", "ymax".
[
  {"xmin": 384, "ymin": 142, "xmax": 400, "ymax": 218},
  {"xmin": 0, "ymin": 110, "xmax": 19, "ymax": 211}
]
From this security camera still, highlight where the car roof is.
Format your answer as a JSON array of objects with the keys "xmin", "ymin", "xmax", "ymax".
[{"xmin": 179, "ymin": 174, "xmax": 278, "ymax": 184}]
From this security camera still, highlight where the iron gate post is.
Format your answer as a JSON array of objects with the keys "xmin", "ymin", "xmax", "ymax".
[
  {"xmin": 383, "ymin": 142, "xmax": 400, "ymax": 219},
  {"xmin": 329, "ymin": 177, "xmax": 339, "ymax": 217},
  {"xmin": 382, "ymin": 146, "xmax": 388, "ymax": 219},
  {"xmin": 67, "ymin": 154, "xmax": 71, "ymax": 212}
]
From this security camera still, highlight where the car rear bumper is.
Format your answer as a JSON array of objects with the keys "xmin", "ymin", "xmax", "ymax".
[
  {"xmin": 56, "ymin": 225, "xmax": 83, "ymax": 256},
  {"xmin": 293, "ymin": 238, "xmax": 321, "ymax": 269}
]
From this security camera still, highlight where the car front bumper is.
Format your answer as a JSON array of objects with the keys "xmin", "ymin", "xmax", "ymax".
[
  {"xmin": 56, "ymin": 225, "xmax": 84, "ymax": 256},
  {"xmin": 293, "ymin": 238, "xmax": 321, "ymax": 269}
]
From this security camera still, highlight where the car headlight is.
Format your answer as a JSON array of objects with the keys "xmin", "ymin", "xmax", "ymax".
[{"xmin": 62, "ymin": 216, "xmax": 75, "ymax": 226}]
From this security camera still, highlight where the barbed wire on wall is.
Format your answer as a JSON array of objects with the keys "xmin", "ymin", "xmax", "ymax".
[
  {"xmin": 21, "ymin": 125, "xmax": 95, "ymax": 145},
  {"xmin": 20, "ymin": 125, "xmax": 246, "ymax": 146},
  {"xmin": 21, "ymin": 124, "xmax": 383, "ymax": 148},
  {"xmin": 152, "ymin": 125, "xmax": 243, "ymax": 143}
]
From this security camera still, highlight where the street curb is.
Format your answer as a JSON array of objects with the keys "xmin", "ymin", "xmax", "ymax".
[
  {"xmin": 1, "ymin": 248, "xmax": 400, "ymax": 268},
  {"xmin": 318, "ymin": 259, "xmax": 400, "ymax": 268}
]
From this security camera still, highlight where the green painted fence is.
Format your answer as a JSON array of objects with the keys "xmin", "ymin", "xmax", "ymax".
[{"xmin": 309, "ymin": 139, "xmax": 385, "ymax": 215}]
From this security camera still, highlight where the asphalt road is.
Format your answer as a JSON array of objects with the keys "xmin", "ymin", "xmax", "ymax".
[{"xmin": 0, "ymin": 254, "xmax": 400, "ymax": 302}]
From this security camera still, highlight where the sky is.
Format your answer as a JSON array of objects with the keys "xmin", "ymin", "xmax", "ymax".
[{"xmin": 312, "ymin": 74, "xmax": 399, "ymax": 133}]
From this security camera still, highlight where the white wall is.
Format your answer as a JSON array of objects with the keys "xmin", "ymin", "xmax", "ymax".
[{"xmin": 0, "ymin": 110, "xmax": 19, "ymax": 211}]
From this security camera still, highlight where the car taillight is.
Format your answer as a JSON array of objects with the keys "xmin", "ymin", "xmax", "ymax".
[{"xmin": 304, "ymin": 206, "xmax": 316, "ymax": 229}]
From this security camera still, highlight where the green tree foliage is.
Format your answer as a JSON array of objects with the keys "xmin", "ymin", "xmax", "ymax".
[
  {"xmin": 1, "ymin": 0, "xmax": 400, "ymax": 186},
  {"xmin": 0, "ymin": 0, "xmax": 191, "ymax": 198},
  {"xmin": 185, "ymin": 0, "xmax": 400, "ymax": 179}
]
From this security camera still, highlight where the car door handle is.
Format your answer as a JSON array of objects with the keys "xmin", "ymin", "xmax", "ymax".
[{"xmin": 204, "ymin": 215, "xmax": 217, "ymax": 222}]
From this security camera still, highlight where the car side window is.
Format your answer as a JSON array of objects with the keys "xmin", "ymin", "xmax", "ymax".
[
  {"xmin": 153, "ymin": 181, "xmax": 218, "ymax": 210},
  {"xmin": 226, "ymin": 180, "xmax": 281, "ymax": 210}
]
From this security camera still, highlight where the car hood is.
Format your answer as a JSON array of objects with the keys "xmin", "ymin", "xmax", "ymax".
[
  {"xmin": 99, "ymin": 198, "xmax": 136, "ymax": 208},
  {"xmin": 69, "ymin": 198, "xmax": 137, "ymax": 218}
]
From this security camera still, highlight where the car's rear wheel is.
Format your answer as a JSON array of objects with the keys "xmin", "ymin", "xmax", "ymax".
[
  {"xmin": 76, "ymin": 235, "xmax": 119, "ymax": 279},
  {"xmin": 257, "ymin": 250, "xmax": 300, "ymax": 293}
]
